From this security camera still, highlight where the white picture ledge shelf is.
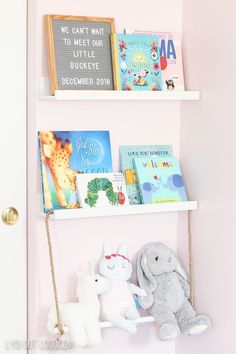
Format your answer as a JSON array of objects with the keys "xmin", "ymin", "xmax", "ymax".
[
  {"xmin": 100, "ymin": 316, "xmax": 155, "ymax": 329},
  {"xmin": 43, "ymin": 201, "xmax": 197, "ymax": 220},
  {"xmin": 40, "ymin": 90, "xmax": 200, "ymax": 101}
]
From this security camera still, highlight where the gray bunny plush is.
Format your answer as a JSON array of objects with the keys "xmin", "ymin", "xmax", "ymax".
[{"xmin": 137, "ymin": 242, "xmax": 211, "ymax": 341}]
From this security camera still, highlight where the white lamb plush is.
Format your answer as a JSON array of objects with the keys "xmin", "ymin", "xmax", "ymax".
[
  {"xmin": 47, "ymin": 268, "xmax": 109, "ymax": 347},
  {"xmin": 99, "ymin": 243, "xmax": 146, "ymax": 334}
]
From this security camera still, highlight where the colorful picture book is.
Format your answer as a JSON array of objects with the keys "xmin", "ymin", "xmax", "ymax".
[
  {"xmin": 38, "ymin": 131, "xmax": 113, "ymax": 212},
  {"xmin": 133, "ymin": 156, "xmax": 188, "ymax": 204},
  {"xmin": 76, "ymin": 173, "xmax": 129, "ymax": 208},
  {"xmin": 134, "ymin": 30, "xmax": 185, "ymax": 91},
  {"xmin": 111, "ymin": 34, "xmax": 163, "ymax": 91},
  {"xmin": 119, "ymin": 145, "xmax": 173, "ymax": 205}
]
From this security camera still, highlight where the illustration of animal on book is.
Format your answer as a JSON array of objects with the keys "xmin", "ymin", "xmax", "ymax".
[
  {"xmin": 133, "ymin": 156, "xmax": 188, "ymax": 204},
  {"xmin": 112, "ymin": 34, "xmax": 163, "ymax": 91},
  {"xmin": 120, "ymin": 145, "xmax": 173, "ymax": 205},
  {"xmin": 76, "ymin": 173, "xmax": 129, "ymax": 208},
  {"xmin": 38, "ymin": 131, "xmax": 113, "ymax": 212}
]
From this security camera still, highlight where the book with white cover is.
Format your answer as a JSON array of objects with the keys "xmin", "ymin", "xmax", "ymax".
[{"xmin": 77, "ymin": 173, "xmax": 129, "ymax": 208}]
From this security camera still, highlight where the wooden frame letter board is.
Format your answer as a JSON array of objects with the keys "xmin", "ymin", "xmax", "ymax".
[{"xmin": 45, "ymin": 15, "xmax": 116, "ymax": 94}]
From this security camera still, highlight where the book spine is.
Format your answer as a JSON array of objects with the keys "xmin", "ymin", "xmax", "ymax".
[
  {"xmin": 75, "ymin": 176, "xmax": 84, "ymax": 208},
  {"xmin": 132, "ymin": 159, "xmax": 144, "ymax": 204},
  {"xmin": 110, "ymin": 33, "xmax": 121, "ymax": 90},
  {"xmin": 38, "ymin": 134, "xmax": 47, "ymax": 213}
]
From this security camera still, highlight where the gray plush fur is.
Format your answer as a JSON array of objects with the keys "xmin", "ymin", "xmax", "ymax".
[{"xmin": 137, "ymin": 242, "xmax": 211, "ymax": 341}]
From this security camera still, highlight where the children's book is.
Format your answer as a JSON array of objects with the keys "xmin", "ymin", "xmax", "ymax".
[
  {"xmin": 38, "ymin": 131, "xmax": 113, "ymax": 212},
  {"xmin": 119, "ymin": 145, "xmax": 173, "ymax": 205},
  {"xmin": 134, "ymin": 30, "xmax": 185, "ymax": 91},
  {"xmin": 111, "ymin": 34, "xmax": 162, "ymax": 91},
  {"xmin": 76, "ymin": 173, "xmax": 129, "ymax": 208},
  {"xmin": 133, "ymin": 156, "xmax": 188, "ymax": 204}
]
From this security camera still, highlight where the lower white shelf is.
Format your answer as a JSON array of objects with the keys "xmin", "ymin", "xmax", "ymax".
[
  {"xmin": 43, "ymin": 201, "xmax": 197, "ymax": 220},
  {"xmin": 100, "ymin": 316, "xmax": 155, "ymax": 329}
]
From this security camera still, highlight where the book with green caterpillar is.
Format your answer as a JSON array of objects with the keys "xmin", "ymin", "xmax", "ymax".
[{"xmin": 76, "ymin": 173, "xmax": 129, "ymax": 208}]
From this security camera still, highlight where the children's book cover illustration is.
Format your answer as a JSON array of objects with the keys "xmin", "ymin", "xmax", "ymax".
[
  {"xmin": 38, "ymin": 131, "xmax": 113, "ymax": 212},
  {"xmin": 120, "ymin": 145, "xmax": 173, "ymax": 205},
  {"xmin": 76, "ymin": 173, "xmax": 129, "ymax": 208},
  {"xmin": 133, "ymin": 156, "xmax": 188, "ymax": 204},
  {"xmin": 134, "ymin": 30, "xmax": 185, "ymax": 91},
  {"xmin": 112, "ymin": 34, "xmax": 162, "ymax": 91}
]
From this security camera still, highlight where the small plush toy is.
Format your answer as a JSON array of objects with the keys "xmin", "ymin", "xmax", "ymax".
[
  {"xmin": 99, "ymin": 243, "xmax": 146, "ymax": 334},
  {"xmin": 47, "ymin": 266, "xmax": 109, "ymax": 347},
  {"xmin": 137, "ymin": 242, "xmax": 211, "ymax": 341}
]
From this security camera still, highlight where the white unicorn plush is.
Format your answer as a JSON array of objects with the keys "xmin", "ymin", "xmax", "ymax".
[
  {"xmin": 47, "ymin": 266, "xmax": 109, "ymax": 347},
  {"xmin": 99, "ymin": 243, "xmax": 146, "ymax": 334}
]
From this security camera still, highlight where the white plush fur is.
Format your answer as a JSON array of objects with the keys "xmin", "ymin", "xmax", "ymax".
[
  {"xmin": 47, "ymin": 270, "xmax": 109, "ymax": 347},
  {"xmin": 99, "ymin": 243, "xmax": 146, "ymax": 334}
]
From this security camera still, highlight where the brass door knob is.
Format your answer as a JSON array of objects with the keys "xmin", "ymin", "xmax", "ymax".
[{"xmin": 2, "ymin": 207, "xmax": 19, "ymax": 225}]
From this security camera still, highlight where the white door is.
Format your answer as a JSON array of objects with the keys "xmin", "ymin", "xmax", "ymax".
[{"xmin": 0, "ymin": 0, "xmax": 27, "ymax": 352}]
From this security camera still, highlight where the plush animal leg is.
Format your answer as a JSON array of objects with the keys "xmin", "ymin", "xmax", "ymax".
[
  {"xmin": 69, "ymin": 322, "xmax": 88, "ymax": 347},
  {"xmin": 126, "ymin": 305, "xmax": 140, "ymax": 320},
  {"xmin": 85, "ymin": 322, "xmax": 101, "ymax": 347},
  {"xmin": 106, "ymin": 314, "xmax": 137, "ymax": 334},
  {"xmin": 176, "ymin": 300, "xmax": 211, "ymax": 336},
  {"xmin": 151, "ymin": 303, "xmax": 180, "ymax": 341}
]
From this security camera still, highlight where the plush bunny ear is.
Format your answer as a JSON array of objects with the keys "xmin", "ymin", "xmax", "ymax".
[
  {"xmin": 137, "ymin": 251, "xmax": 156, "ymax": 293},
  {"xmin": 175, "ymin": 261, "xmax": 189, "ymax": 281},
  {"xmin": 103, "ymin": 242, "xmax": 113, "ymax": 256},
  {"xmin": 118, "ymin": 243, "xmax": 128, "ymax": 256}
]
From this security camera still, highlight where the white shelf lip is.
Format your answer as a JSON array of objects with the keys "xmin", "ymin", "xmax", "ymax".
[
  {"xmin": 43, "ymin": 201, "xmax": 198, "ymax": 220},
  {"xmin": 100, "ymin": 316, "xmax": 155, "ymax": 329},
  {"xmin": 40, "ymin": 90, "xmax": 200, "ymax": 101}
]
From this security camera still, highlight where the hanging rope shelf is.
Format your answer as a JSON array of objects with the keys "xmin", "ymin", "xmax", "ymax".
[{"xmin": 44, "ymin": 210, "xmax": 194, "ymax": 339}]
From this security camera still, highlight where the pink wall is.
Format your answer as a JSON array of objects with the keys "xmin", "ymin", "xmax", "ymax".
[
  {"xmin": 177, "ymin": 1, "xmax": 236, "ymax": 354},
  {"xmin": 28, "ymin": 1, "xmax": 184, "ymax": 354}
]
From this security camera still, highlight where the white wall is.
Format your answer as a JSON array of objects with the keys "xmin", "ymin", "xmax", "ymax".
[{"xmin": 177, "ymin": 1, "xmax": 236, "ymax": 353}]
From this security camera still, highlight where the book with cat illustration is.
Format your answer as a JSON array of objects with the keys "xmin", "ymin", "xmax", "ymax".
[
  {"xmin": 76, "ymin": 173, "xmax": 129, "ymax": 208},
  {"xmin": 133, "ymin": 156, "xmax": 188, "ymax": 204},
  {"xmin": 38, "ymin": 131, "xmax": 112, "ymax": 212},
  {"xmin": 119, "ymin": 145, "xmax": 173, "ymax": 205},
  {"xmin": 111, "ymin": 34, "xmax": 162, "ymax": 91}
]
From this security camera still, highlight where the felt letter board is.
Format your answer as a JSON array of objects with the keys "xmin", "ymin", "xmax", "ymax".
[{"xmin": 45, "ymin": 15, "xmax": 116, "ymax": 94}]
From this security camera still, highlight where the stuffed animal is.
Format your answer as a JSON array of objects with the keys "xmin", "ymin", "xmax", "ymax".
[
  {"xmin": 47, "ymin": 266, "xmax": 109, "ymax": 347},
  {"xmin": 99, "ymin": 243, "xmax": 146, "ymax": 334},
  {"xmin": 137, "ymin": 242, "xmax": 211, "ymax": 341}
]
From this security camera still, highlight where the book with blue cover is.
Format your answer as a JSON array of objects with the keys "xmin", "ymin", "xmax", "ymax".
[
  {"xmin": 119, "ymin": 145, "xmax": 173, "ymax": 204},
  {"xmin": 133, "ymin": 156, "xmax": 188, "ymax": 204},
  {"xmin": 38, "ymin": 131, "xmax": 113, "ymax": 212},
  {"xmin": 111, "ymin": 34, "xmax": 163, "ymax": 91}
]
